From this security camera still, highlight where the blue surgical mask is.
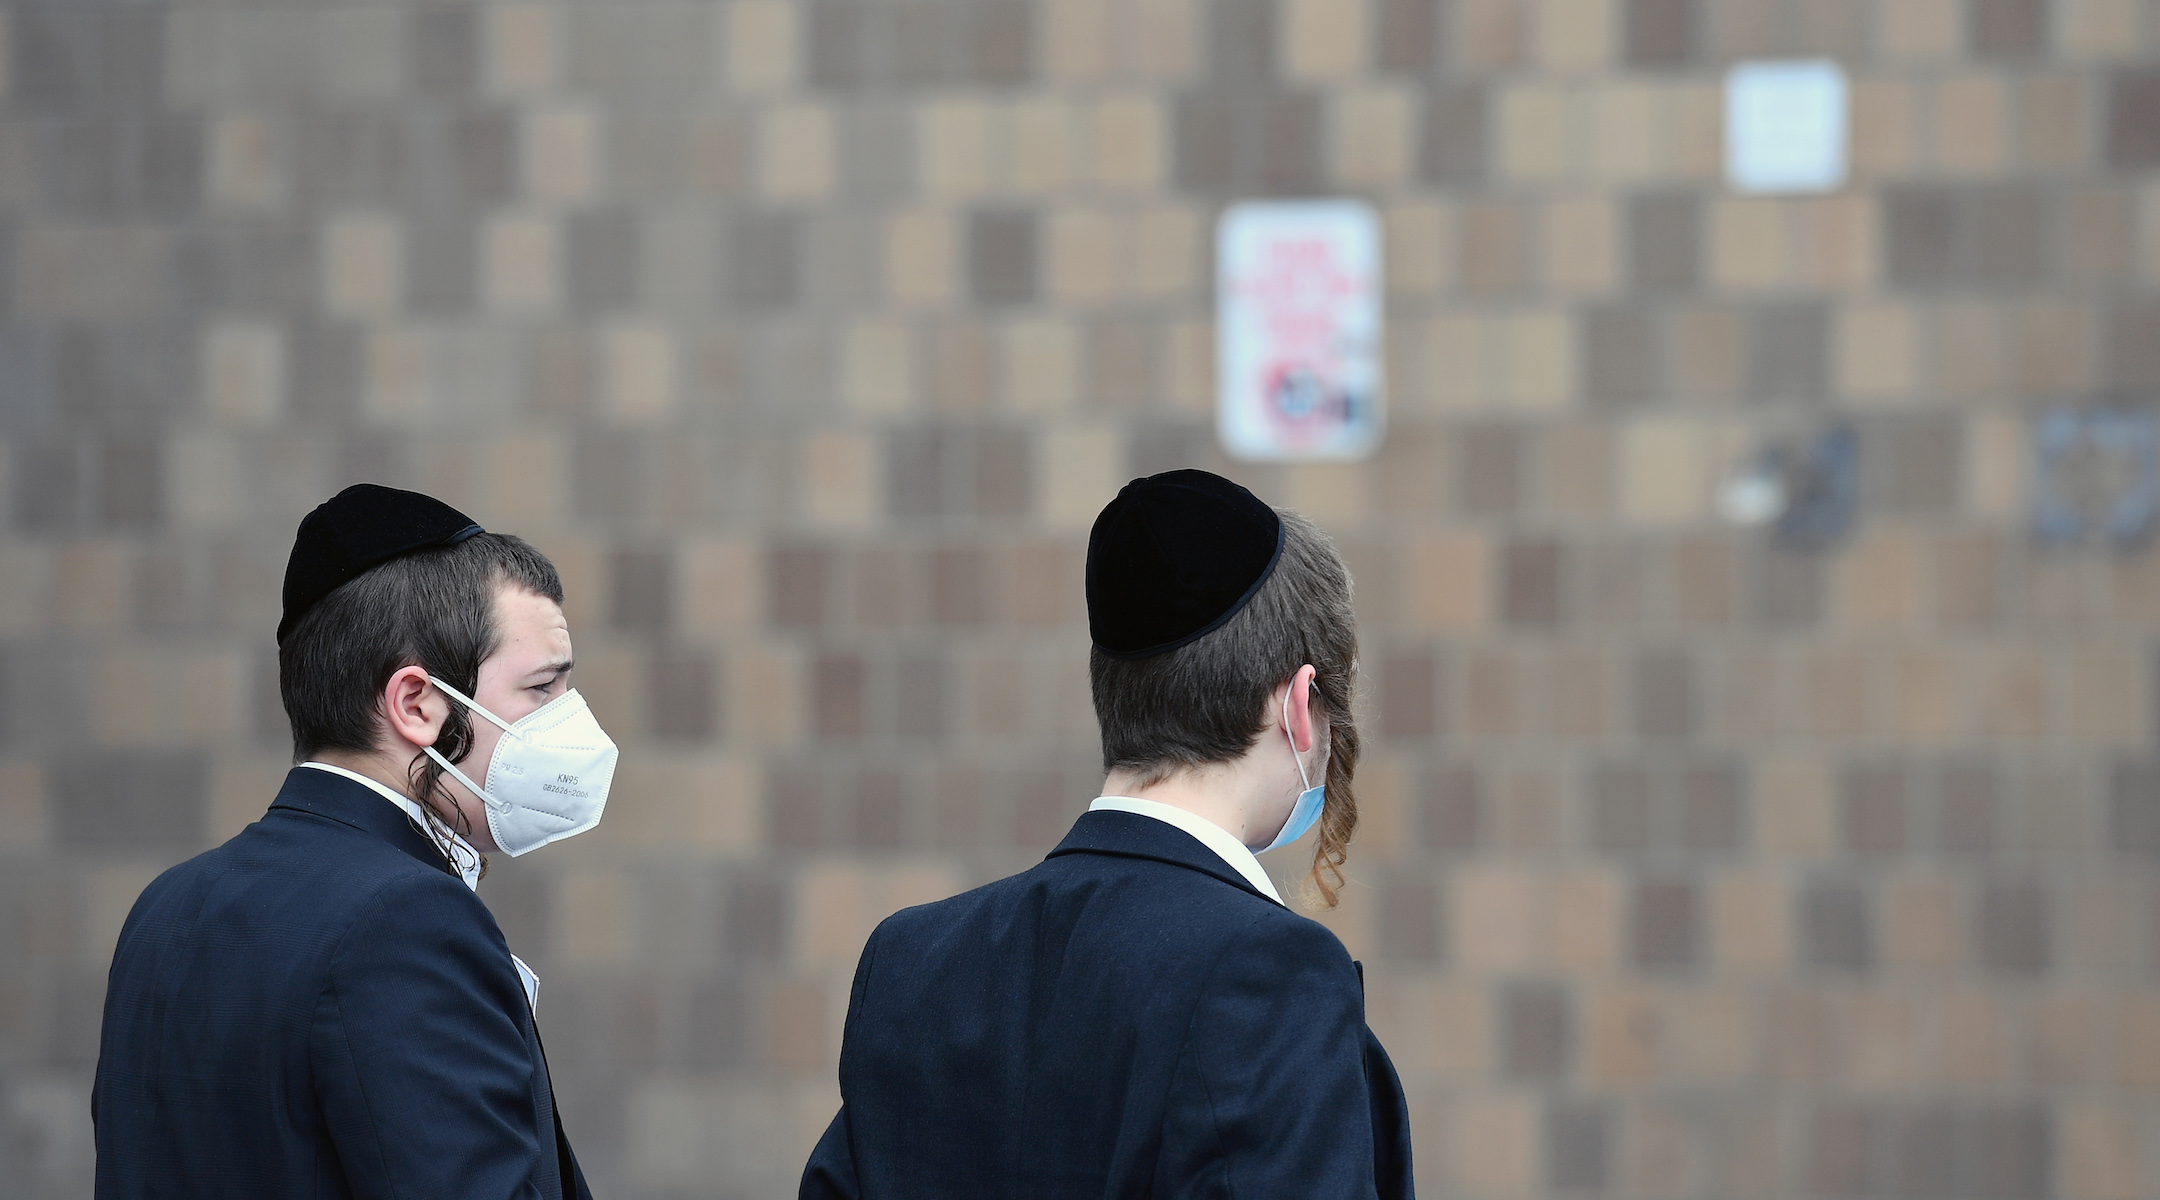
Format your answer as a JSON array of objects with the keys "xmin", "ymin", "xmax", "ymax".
[{"xmin": 1260, "ymin": 684, "xmax": 1325, "ymax": 853}]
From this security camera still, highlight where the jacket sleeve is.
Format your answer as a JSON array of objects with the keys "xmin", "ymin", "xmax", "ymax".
[
  {"xmin": 312, "ymin": 871, "xmax": 551, "ymax": 1200},
  {"xmin": 1155, "ymin": 915, "xmax": 1391, "ymax": 1200},
  {"xmin": 799, "ymin": 920, "xmax": 884, "ymax": 1200}
]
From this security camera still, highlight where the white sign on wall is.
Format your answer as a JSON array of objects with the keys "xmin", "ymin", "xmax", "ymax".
[
  {"xmin": 1724, "ymin": 59, "xmax": 1850, "ymax": 194},
  {"xmin": 1215, "ymin": 200, "xmax": 1385, "ymax": 462}
]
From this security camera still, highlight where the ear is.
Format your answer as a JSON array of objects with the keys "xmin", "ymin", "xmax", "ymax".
[
  {"xmin": 1283, "ymin": 663, "xmax": 1320, "ymax": 754},
  {"xmin": 380, "ymin": 665, "xmax": 448, "ymax": 752}
]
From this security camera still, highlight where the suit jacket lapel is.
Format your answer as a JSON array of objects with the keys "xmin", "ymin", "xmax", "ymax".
[
  {"xmin": 1045, "ymin": 809, "xmax": 1281, "ymax": 905},
  {"xmin": 267, "ymin": 767, "xmax": 459, "ymax": 879}
]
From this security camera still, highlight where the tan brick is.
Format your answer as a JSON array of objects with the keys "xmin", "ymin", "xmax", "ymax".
[
  {"xmin": 1420, "ymin": 312, "xmax": 1492, "ymax": 410},
  {"xmin": 322, "ymin": 215, "xmax": 400, "ymax": 318},
  {"xmin": 1664, "ymin": 988, "xmax": 1749, "ymax": 1081},
  {"xmin": 1534, "ymin": 0, "xmax": 1613, "ymax": 68},
  {"xmin": 2032, "ymin": 988, "xmax": 2111, "ymax": 1085},
  {"xmin": 679, "ymin": 537, "xmax": 758, "ymax": 633},
  {"xmin": 1042, "ymin": 0, "xmax": 1108, "ymax": 82},
  {"xmin": 1931, "ymin": 301, "xmax": 2007, "ymax": 398},
  {"xmin": 2068, "ymin": 645, "xmax": 2145, "ymax": 747},
  {"xmin": 201, "ymin": 321, "xmax": 284, "ymax": 425},
  {"xmin": 363, "ymin": 327, "xmax": 431, "ymax": 420},
  {"xmin": 1586, "ymin": 81, "xmax": 1658, "ymax": 182},
  {"xmin": 1384, "ymin": 200, "xmax": 1453, "ymax": 298},
  {"xmin": 1875, "ymin": 0, "xmax": 1961, "ymax": 59},
  {"xmin": 1458, "ymin": 0, "xmax": 1528, "ymax": 67},
  {"xmin": 800, "ymin": 431, "xmax": 878, "ymax": 530},
  {"xmin": 1889, "ymin": 646, "xmax": 1958, "ymax": 743},
  {"xmin": 725, "ymin": 0, "xmax": 795, "ymax": 94},
  {"xmin": 1119, "ymin": 0, "xmax": 1199, "ymax": 80},
  {"xmin": 1447, "ymin": 1097, "xmax": 1535, "ymax": 1193},
  {"xmin": 1045, "ymin": 208, "xmax": 1112, "ymax": 304},
  {"xmin": 1930, "ymin": 74, "xmax": 2010, "ymax": 175},
  {"xmin": 1500, "ymin": 310, "xmax": 1574, "ymax": 409},
  {"xmin": 758, "ymin": 103, "xmax": 834, "ymax": 201},
  {"xmin": 1408, "ymin": 532, "xmax": 1489, "ymax": 630},
  {"xmin": 1620, "ymin": 419, "xmax": 1708, "ymax": 523},
  {"xmin": 1007, "ymin": 99, "xmax": 1077, "ymax": 195},
  {"xmin": 556, "ymin": 870, "xmax": 633, "ymax": 966},
  {"xmin": 795, "ymin": 861, "xmax": 964, "ymax": 967},
  {"xmin": 2060, "ymin": 0, "xmax": 2146, "ymax": 59},
  {"xmin": 2121, "ymin": 993, "xmax": 2160, "ymax": 1085},
  {"xmin": 2014, "ymin": 299, "xmax": 2096, "ymax": 394},
  {"xmin": 1162, "ymin": 318, "xmax": 1211, "ymax": 412},
  {"xmin": 1542, "ymin": 197, "xmax": 1616, "ymax": 294},
  {"xmin": 884, "ymin": 210, "xmax": 957, "ymax": 307},
  {"xmin": 486, "ymin": 2, "xmax": 558, "ymax": 93},
  {"xmin": 1839, "ymin": 990, "xmax": 1922, "ymax": 1091},
  {"xmin": 1546, "ymin": 420, "xmax": 1613, "ymax": 518},
  {"xmin": 1791, "ymin": 195, "xmax": 1875, "ymax": 290},
  {"xmin": 1976, "ymin": 646, "xmax": 2049, "ymax": 740},
  {"xmin": 919, "ymin": 98, "xmax": 990, "ymax": 199},
  {"xmin": 601, "ymin": 324, "xmax": 676, "ymax": 423},
  {"xmin": 835, "ymin": 319, "xmax": 912, "ymax": 414},
  {"xmin": 1708, "ymin": 198, "xmax": 1785, "ymax": 290},
  {"xmin": 525, "ymin": 107, "xmax": 596, "ymax": 201},
  {"xmin": 1331, "ymin": 85, "xmax": 1414, "ymax": 185},
  {"xmin": 1281, "ymin": 0, "xmax": 1366, "ymax": 82},
  {"xmin": 726, "ymin": 646, "xmax": 804, "ymax": 747},
  {"xmin": 1389, "ymin": 981, "xmax": 1485, "ymax": 1078},
  {"xmin": 1451, "ymin": 866, "xmax": 1540, "ymax": 969},
  {"xmin": 1836, "ymin": 302, "xmax": 1919, "ymax": 401},
  {"xmin": 1125, "ymin": 205, "xmax": 1200, "ymax": 300},
  {"xmin": 1882, "ymin": 872, "xmax": 1961, "ymax": 969},
  {"xmin": 1939, "ymin": 989, "xmax": 2013, "ymax": 1085},
  {"xmin": 484, "ymin": 214, "xmax": 558, "ymax": 311},
  {"xmin": 1832, "ymin": 529, "xmax": 1921, "ymax": 629},
  {"xmin": 999, "ymin": 317, "xmax": 1077, "ymax": 412},
  {"xmin": 1671, "ymin": 305, "xmax": 1744, "ymax": 400},
  {"xmin": 1549, "ymin": 868, "xmax": 1618, "ymax": 968},
  {"xmin": 1089, "ymin": 94, "xmax": 1163, "ymax": 192},
  {"xmin": 1587, "ymin": 987, "xmax": 1658, "ymax": 1083},
  {"xmin": 1039, "ymin": 423, "xmax": 1119, "ymax": 529},
  {"xmin": 1850, "ymin": 78, "xmax": 1918, "ymax": 176},
  {"xmin": 1757, "ymin": 756, "xmax": 1832, "ymax": 855},
  {"xmin": 2020, "ymin": 73, "xmax": 2090, "ymax": 171},
  {"xmin": 1498, "ymin": 85, "xmax": 1578, "ymax": 182},
  {"xmin": 1711, "ymin": 870, "xmax": 1787, "ymax": 974},
  {"xmin": 2062, "ymin": 1102, "xmax": 2145, "ymax": 1200},
  {"xmin": 207, "ymin": 114, "xmax": 282, "ymax": 208}
]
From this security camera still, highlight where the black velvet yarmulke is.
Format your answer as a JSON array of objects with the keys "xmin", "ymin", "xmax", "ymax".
[
  {"xmin": 278, "ymin": 484, "xmax": 484, "ymax": 644},
  {"xmin": 1086, "ymin": 469, "xmax": 1284, "ymax": 659}
]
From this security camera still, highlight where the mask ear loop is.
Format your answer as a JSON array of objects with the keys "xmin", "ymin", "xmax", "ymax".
[
  {"xmin": 422, "ymin": 675, "xmax": 515, "ymax": 812},
  {"xmin": 1281, "ymin": 682, "xmax": 1314, "ymax": 793}
]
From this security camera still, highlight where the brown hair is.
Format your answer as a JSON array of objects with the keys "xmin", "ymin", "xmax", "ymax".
[{"xmin": 1089, "ymin": 509, "xmax": 1361, "ymax": 906}]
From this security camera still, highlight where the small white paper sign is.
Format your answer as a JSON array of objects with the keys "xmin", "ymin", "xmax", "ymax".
[
  {"xmin": 1724, "ymin": 59, "xmax": 1849, "ymax": 194},
  {"xmin": 1216, "ymin": 200, "xmax": 1385, "ymax": 462}
]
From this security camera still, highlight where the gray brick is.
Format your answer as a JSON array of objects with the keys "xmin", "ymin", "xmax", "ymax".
[
  {"xmin": 1800, "ymin": 878, "xmax": 1872, "ymax": 971},
  {"xmin": 2106, "ymin": 70, "xmax": 2160, "ymax": 168},
  {"xmin": 1582, "ymin": 305, "xmax": 1659, "ymax": 408},
  {"xmin": 1589, "ymin": 763, "xmax": 1651, "ymax": 855},
  {"xmin": 1864, "ymin": 415, "xmax": 1962, "ymax": 515},
  {"xmin": 1380, "ymin": 878, "xmax": 1442, "ymax": 961},
  {"xmin": 1418, "ymin": 84, "xmax": 1486, "ymax": 186},
  {"xmin": 609, "ymin": 548, "xmax": 675, "ymax": 632},
  {"xmin": 768, "ymin": 761, "xmax": 826, "ymax": 847},
  {"xmin": 1810, "ymin": 1104, "xmax": 1886, "ymax": 1198},
  {"xmin": 2111, "ymin": 759, "xmax": 2160, "ymax": 855},
  {"xmin": 1499, "ymin": 980, "xmax": 1572, "ymax": 1080},
  {"xmin": 173, "ymin": 222, "xmax": 316, "ymax": 315},
  {"xmin": 1937, "ymin": 760, "xmax": 1999, "ymax": 854},
  {"xmin": 806, "ymin": 2, "xmax": 871, "ymax": 91},
  {"xmin": 40, "ymin": 120, "xmax": 124, "ymax": 212},
  {"xmin": 1374, "ymin": 0, "xmax": 1442, "ymax": 73},
  {"xmin": 1424, "ymin": 764, "xmax": 1480, "ymax": 851},
  {"xmin": 294, "ymin": 111, "xmax": 404, "ymax": 208},
  {"xmin": 1966, "ymin": 188, "xmax": 2048, "ymax": 287},
  {"xmin": 1884, "ymin": 186, "xmax": 1957, "ymax": 288},
  {"xmin": 566, "ymin": 209, "xmax": 642, "ymax": 315},
  {"xmin": 51, "ymin": 750, "xmax": 208, "ymax": 849},
  {"xmin": 839, "ymin": 103, "xmax": 916, "ymax": 202},
  {"xmin": 895, "ymin": 2, "xmax": 965, "ymax": 88},
  {"xmin": 1841, "ymin": 761, "xmax": 1909, "ymax": 855},
  {"xmin": 1976, "ymin": 880, "xmax": 2049, "ymax": 976},
  {"xmin": 1454, "ymin": 422, "xmax": 1526, "ymax": 515},
  {"xmin": 12, "ymin": 5, "xmax": 165, "ymax": 113},
  {"xmin": 1380, "ymin": 649, "xmax": 1439, "ymax": 738},
  {"xmin": 0, "ymin": 329, "xmax": 55, "ymax": 431},
  {"xmin": 813, "ymin": 653, "xmax": 866, "ymax": 737},
  {"xmin": 0, "ymin": 642, "xmax": 93, "ymax": 745},
  {"xmin": 98, "ymin": 437, "xmax": 162, "ymax": 530},
  {"xmin": 1679, "ymin": 761, "xmax": 1745, "ymax": 851},
  {"xmin": 1208, "ymin": 0, "xmax": 1278, "ymax": 82},
  {"xmin": 1631, "ymin": 878, "xmax": 1696, "ymax": 971},
  {"xmin": 973, "ymin": 1, "xmax": 1033, "ymax": 86},
  {"xmin": 404, "ymin": 221, "xmax": 477, "ymax": 315},
  {"xmin": 2104, "ymin": 296, "xmax": 2160, "ymax": 389},
  {"xmin": 1628, "ymin": 191, "xmax": 1700, "ymax": 292},
  {"xmin": 571, "ymin": 431, "xmax": 643, "ymax": 520},
  {"xmin": 684, "ymin": 977, "xmax": 750, "ymax": 1067},
  {"xmin": 724, "ymin": 866, "xmax": 790, "ymax": 958},
  {"xmin": 565, "ymin": 3, "xmax": 715, "ymax": 98},
  {"xmin": 967, "ymin": 208, "xmax": 1036, "ymax": 307},
  {"xmin": 1745, "ymin": 300, "xmax": 1828, "ymax": 403},
  {"xmin": 1545, "ymin": 1102, "xmax": 1609, "ymax": 1190},
  {"xmin": 1624, "ymin": 0, "xmax": 1696, "ymax": 67},
  {"xmin": 1969, "ymin": 0, "xmax": 2047, "ymax": 60},
  {"xmin": 410, "ymin": 5, "xmax": 479, "ymax": 99},
  {"xmin": 649, "ymin": 649, "xmax": 718, "ymax": 741},
  {"xmin": 1970, "ymin": 1105, "xmax": 2051, "ymax": 1198},
  {"xmin": 1883, "ymin": 185, "xmax": 2049, "ymax": 290},
  {"xmin": 287, "ymin": 319, "xmax": 365, "ymax": 424},
  {"xmin": 769, "ymin": 543, "xmax": 832, "ymax": 629},
  {"xmin": 1898, "ymin": 1107, "xmax": 1957, "ymax": 1200},
  {"xmin": 1632, "ymin": 648, "xmax": 1694, "ymax": 741},
  {"xmin": 51, "ymin": 325, "xmax": 192, "ymax": 428},
  {"xmin": 1748, "ymin": 545, "xmax": 1822, "ymax": 629},
  {"xmin": 1174, "ymin": 89, "xmax": 1323, "ymax": 195},
  {"xmin": 1503, "ymin": 538, "xmax": 1563, "ymax": 628},
  {"xmin": 851, "ymin": 766, "xmax": 910, "ymax": 846}
]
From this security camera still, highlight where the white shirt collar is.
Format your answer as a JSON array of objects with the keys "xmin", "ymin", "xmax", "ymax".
[
  {"xmin": 1088, "ymin": 796, "xmax": 1284, "ymax": 904},
  {"xmin": 299, "ymin": 761, "xmax": 483, "ymax": 891}
]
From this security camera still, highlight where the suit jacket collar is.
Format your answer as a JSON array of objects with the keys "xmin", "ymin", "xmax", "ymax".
[
  {"xmin": 268, "ymin": 766, "xmax": 458, "ymax": 879},
  {"xmin": 1046, "ymin": 809, "xmax": 1282, "ymax": 907}
]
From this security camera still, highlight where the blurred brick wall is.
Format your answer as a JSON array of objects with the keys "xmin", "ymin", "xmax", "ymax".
[{"xmin": 2, "ymin": 0, "xmax": 2159, "ymax": 1195}]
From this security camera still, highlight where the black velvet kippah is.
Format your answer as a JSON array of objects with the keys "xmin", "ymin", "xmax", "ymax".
[
  {"xmin": 277, "ymin": 483, "xmax": 484, "ymax": 644},
  {"xmin": 1086, "ymin": 469, "xmax": 1285, "ymax": 660}
]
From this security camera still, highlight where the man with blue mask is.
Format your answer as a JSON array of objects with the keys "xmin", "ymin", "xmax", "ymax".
[
  {"xmin": 94, "ymin": 484, "xmax": 610, "ymax": 1199},
  {"xmin": 803, "ymin": 469, "xmax": 1414, "ymax": 1198}
]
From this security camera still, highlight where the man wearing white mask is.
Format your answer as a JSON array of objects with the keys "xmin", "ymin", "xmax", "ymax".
[
  {"xmin": 94, "ymin": 484, "xmax": 612, "ymax": 1199},
  {"xmin": 802, "ymin": 470, "xmax": 1413, "ymax": 1198}
]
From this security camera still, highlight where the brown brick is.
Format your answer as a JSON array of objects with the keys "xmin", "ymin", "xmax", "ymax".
[
  {"xmin": 52, "ymin": 750, "xmax": 207, "ymax": 849},
  {"xmin": 1418, "ymin": 83, "xmax": 1486, "ymax": 184},
  {"xmin": 1864, "ymin": 415, "xmax": 1963, "ymax": 515},
  {"xmin": 967, "ymin": 207, "xmax": 1037, "ymax": 307},
  {"xmin": 1380, "ymin": 648, "xmax": 1440, "ymax": 737},
  {"xmin": 1424, "ymin": 764, "xmax": 1481, "ymax": 851},
  {"xmin": 930, "ymin": 322, "xmax": 996, "ymax": 410},
  {"xmin": 1938, "ymin": 760, "xmax": 2000, "ymax": 854},
  {"xmin": 1581, "ymin": 305, "xmax": 1659, "ymax": 408},
  {"xmin": 1631, "ymin": 878, "xmax": 1696, "ymax": 971},
  {"xmin": 2111, "ymin": 760, "xmax": 2160, "ymax": 855},
  {"xmin": 1381, "ymin": 878, "xmax": 1443, "ymax": 961},
  {"xmin": 1454, "ymin": 422, "xmax": 1526, "ymax": 515},
  {"xmin": 1800, "ymin": 878, "xmax": 1873, "ymax": 971},
  {"xmin": 1624, "ymin": 0, "xmax": 1695, "ymax": 67},
  {"xmin": 812, "ymin": 653, "xmax": 865, "ymax": 738},
  {"xmin": 1460, "ymin": 201, "xmax": 1528, "ymax": 295},
  {"xmin": 1977, "ymin": 880, "xmax": 2050, "ymax": 976},
  {"xmin": 2105, "ymin": 296, "xmax": 2160, "ymax": 389},
  {"xmin": 975, "ymin": 1, "xmax": 1034, "ymax": 85},
  {"xmin": 1544, "ymin": 1101, "xmax": 1609, "ymax": 1190},
  {"xmin": 849, "ymin": 768, "xmax": 909, "ymax": 849},
  {"xmin": 2106, "ymin": 70, "xmax": 2160, "ymax": 168},
  {"xmin": 1680, "ymin": 762, "xmax": 1745, "ymax": 851},
  {"xmin": 609, "ymin": 548, "xmax": 674, "ymax": 632},
  {"xmin": 1632, "ymin": 649, "xmax": 1694, "ymax": 742},
  {"xmin": 1373, "ymin": 0, "xmax": 1441, "ymax": 73},
  {"xmin": 768, "ymin": 543, "xmax": 831, "ymax": 629},
  {"xmin": 1589, "ymin": 763, "xmax": 1652, "ymax": 854},
  {"xmin": 1810, "ymin": 1105, "xmax": 1887, "ymax": 1198},
  {"xmin": 1969, "ymin": 0, "xmax": 2047, "ymax": 58},
  {"xmin": 1745, "ymin": 301, "xmax": 1828, "ymax": 403},
  {"xmin": 1627, "ymin": 191, "xmax": 1700, "ymax": 293},
  {"xmin": 1500, "ymin": 980, "xmax": 1572, "ymax": 1080}
]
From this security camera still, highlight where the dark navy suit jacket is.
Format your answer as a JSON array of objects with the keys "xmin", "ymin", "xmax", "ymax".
[
  {"xmin": 801, "ymin": 809, "xmax": 1414, "ymax": 1199},
  {"xmin": 93, "ymin": 766, "xmax": 591, "ymax": 1200}
]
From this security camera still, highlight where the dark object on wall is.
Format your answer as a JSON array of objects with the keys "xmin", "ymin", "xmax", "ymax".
[
  {"xmin": 1716, "ymin": 425, "xmax": 1859, "ymax": 549},
  {"xmin": 2032, "ymin": 406, "xmax": 2159, "ymax": 548}
]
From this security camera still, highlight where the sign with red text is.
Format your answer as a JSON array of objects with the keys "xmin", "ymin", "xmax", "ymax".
[{"xmin": 1216, "ymin": 200, "xmax": 1385, "ymax": 461}]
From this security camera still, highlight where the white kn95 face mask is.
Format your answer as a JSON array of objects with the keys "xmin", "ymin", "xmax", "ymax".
[{"xmin": 421, "ymin": 674, "xmax": 619, "ymax": 857}]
